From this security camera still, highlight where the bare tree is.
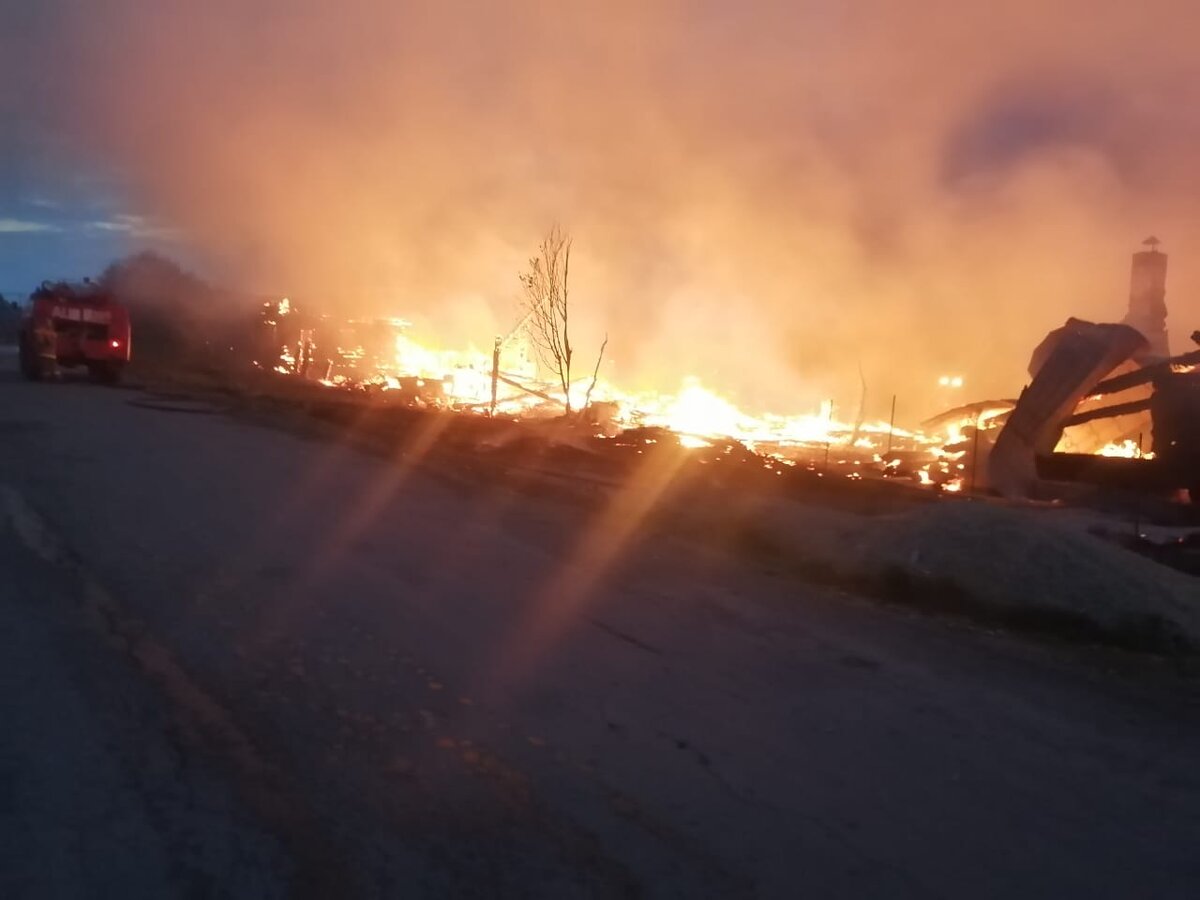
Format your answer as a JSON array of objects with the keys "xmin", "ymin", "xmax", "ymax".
[
  {"xmin": 519, "ymin": 226, "xmax": 610, "ymax": 417},
  {"xmin": 520, "ymin": 226, "xmax": 576, "ymax": 413}
]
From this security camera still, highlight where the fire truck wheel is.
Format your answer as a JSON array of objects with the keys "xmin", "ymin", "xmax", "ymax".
[
  {"xmin": 18, "ymin": 338, "xmax": 42, "ymax": 381},
  {"xmin": 88, "ymin": 363, "xmax": 122, "ymax": 385}
]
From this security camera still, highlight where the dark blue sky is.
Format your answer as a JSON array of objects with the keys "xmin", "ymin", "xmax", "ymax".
[
  {"xmin": 0, "ymin": 128, "xmax": 132, "ymax": 295},
  {"xmin": 0, "ymin": 149, "xmax": 183, "ymax": 298},
  {"xmin": 0, "ymin": 1, "xmax": 150, "ymax": 296},
  {"xmin": 0, "ymin": 220, "xmax": 132, "ymax": 298}
]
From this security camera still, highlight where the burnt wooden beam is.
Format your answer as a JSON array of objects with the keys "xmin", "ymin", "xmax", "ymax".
[
  {"xmin": 496, "ymin": 373, "xmax": 565, "ymax": 406},
  {"xmin": 1087, "ymin": 348, "xmax": 1200, "ymax": 397},
  {"xmin": 1060, "ymin": 397, "xmax": 1152, "ymax": 428}
]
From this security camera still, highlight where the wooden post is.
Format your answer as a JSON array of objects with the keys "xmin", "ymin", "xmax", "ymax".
[
  {"xmin": 1133, "ymin": 431, "xmax": 1143, "ymax": 539},
  {"xmin": 822, "ymin": 399, "xmax": 833, "ymax": 474},
  {"xmin": 885, "ymin": 394, "xmax": 896, "ymax": 455},
  {"xmin": 490, "ymin": 335, "xmax": 501, "ymax": 417},
  {"xmin": 970, "ymin": 414, "xmax": 981, "ymax": 493}
]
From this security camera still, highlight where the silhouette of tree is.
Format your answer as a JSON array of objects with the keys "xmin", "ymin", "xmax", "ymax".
[{"xmin": 519, "ymin": 226, "xmax": 607, "ymax": 416}]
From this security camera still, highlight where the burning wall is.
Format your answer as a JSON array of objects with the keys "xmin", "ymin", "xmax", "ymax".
[
  {"xmin": 987, "ymin": 319, "xmax": 1148, "ymax": 497},
  {"xmin": 969, "ymin": 236, "xmax": 1200, "ymax": 499}
]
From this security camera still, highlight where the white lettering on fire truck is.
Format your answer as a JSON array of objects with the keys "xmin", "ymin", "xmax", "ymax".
[{"xmin": 51, "ymin": 306, "xmax": 112, "ymax": 324}]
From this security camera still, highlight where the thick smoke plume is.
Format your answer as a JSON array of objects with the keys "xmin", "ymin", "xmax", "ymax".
[{"xmin": 5, "ymin": 1, "xmax": 1200, "ymax": 417}]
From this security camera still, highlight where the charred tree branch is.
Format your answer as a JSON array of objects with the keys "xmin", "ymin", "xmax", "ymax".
[{"xmin": 583, "ymin": 333, "xmax": 608, "ymax": 412}]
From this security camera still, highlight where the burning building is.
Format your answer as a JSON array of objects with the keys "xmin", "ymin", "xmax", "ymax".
[{"xmin": 986, "ymin": 238, "xmax": 1200, "ymax": 502}]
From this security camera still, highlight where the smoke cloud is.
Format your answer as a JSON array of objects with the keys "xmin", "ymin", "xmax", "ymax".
[{"xmin": 4, "ymin": 0, "xmax": 1200, "ymax": 418}]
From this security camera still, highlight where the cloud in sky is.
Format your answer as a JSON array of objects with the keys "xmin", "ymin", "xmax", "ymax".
[
  {"xmin": 24, "ymin": 196, "xmax": 62, "ymax": 210},
  {"xmin": 0, "ymin": 217, "xmax": 59, "ymax": 234},
  {"xmin": 3, "ymin": 1, "xmax": 1199, "ymax": 414},
  {"xmin": 85, "ymin": 213, "xmax": 179, "ymax": 241}
]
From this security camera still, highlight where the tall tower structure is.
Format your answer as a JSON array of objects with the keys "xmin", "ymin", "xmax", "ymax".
[{"xmin": 1124, "ymin": 236, "xmax": 1170, "ymax": 359}]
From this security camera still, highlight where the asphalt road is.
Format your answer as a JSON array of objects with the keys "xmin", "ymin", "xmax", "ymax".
[{"xmin": 2, "ymin": 357, "xmax": 1199, "ymax": 899}]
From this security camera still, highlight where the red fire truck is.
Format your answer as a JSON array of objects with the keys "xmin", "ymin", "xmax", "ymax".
[{"xmin": 18, "ymin": 281, "xmax": 132, "ymax": 383}]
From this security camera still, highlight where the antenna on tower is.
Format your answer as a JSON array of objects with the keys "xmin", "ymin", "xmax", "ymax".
[{"xmin": 1143, "ymin": 235, "xmax": 1161, "ymax": 252}]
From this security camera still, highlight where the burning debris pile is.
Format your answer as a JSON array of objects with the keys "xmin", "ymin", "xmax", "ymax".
[
  {"xmin": 252, "ymin": 294, "xmax": 970, "ymax": 488},
  {"xmin": 248, "ymin": 237, "xmax": 1198, "ymax": 505}
]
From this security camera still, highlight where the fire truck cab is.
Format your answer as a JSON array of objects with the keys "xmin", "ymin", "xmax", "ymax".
[{"xmin": 18, "ymin": 281, "xmax": 132, "ymax": 383}]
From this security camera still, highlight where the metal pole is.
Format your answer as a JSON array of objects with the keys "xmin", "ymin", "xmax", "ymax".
[
  {"xmin": 489, "ymin": 335, "xmax": 501, "ymax": 417},
  {"xmin": 885, "ymin": 394, "xmax": 896, "ymax": 455}
]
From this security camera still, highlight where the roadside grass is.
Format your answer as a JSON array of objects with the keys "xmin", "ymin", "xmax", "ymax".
[{"xmin": 693, "ymin": 514, "xmax": 1193, "ymax": 657}]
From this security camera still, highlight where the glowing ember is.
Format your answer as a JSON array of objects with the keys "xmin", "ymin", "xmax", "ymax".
[{"xmin": 1096, "ymin": 439, "xmax": 1154, "ymax": 459}]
